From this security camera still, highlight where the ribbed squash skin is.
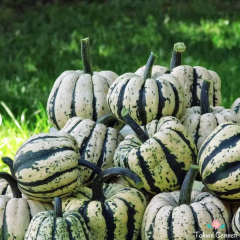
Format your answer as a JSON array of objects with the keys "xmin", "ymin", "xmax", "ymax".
[
  {"xmin": 62, "ymin": 183, "xmax": 127, "ymax": 210},
  {"xmin": 13, "ymin": 132, "xmax": 81, "ymax": 202},
  {"xmin": 107, "ymin": 72, "xmax": 185, "ymax": 126},
  {"xmin": 232, "ymin": 207, "xmax": 240, "ymax": 237},
  {"xmin": 114, "ymin": 117, "xmax": 197, "ymax": 194},
  {"xmin": 60, "ymin": 117, "xmax": 123, "ymax": 184},
  {"xmin": 171, "ymin": 65, "xmax": 221, "ymax": 108},
  {"xmin": 141, "ymin": 190, "xmax": 229, "ymax": 240},
  {"xmin": 47, "ymin": 70, "xmax": 118, "ymax": 130},
  {"xmin": 25, "ymin": 210, "xmax": 90, "ymax": 240},
  {"xmin": 65, "ymin": 185, "xmax": 147, "ymax": 240},
  {"xmin": 198, "ymin": 122, "xmax": 240, "ymax": 200},
  {"xmin": 180, "ymin": 106, "xmax": 239, "ymax": 150},
  {"xmin": 0, "ymin": 196, "xmax": 52, "ymax": 240}
]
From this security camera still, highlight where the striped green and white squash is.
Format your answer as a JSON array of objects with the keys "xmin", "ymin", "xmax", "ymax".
[
  {"xmin": 114, "ymin": 109, "xmax": 197, "ymax": 194},
  {"xmin": 60, "ymin": 116, "xmax": 123, "ymax": 184},
  {"xmin": 135, "ymin": 42, "xmax": 222, "ymax": 108},
  {"xmin": 107, "ymin": 52, "xmax": 185, "ymax": 126},
  {"xmin": 25, "ymin": 197, "xmax": 90, "ymax": 240},
  {"xmin": 13, "ymin": 132, "xmax": 81, "ymax": 202},
  {"xmin": 231, "ymin": 207, "xmax": 240, "ymax": 238},
  {"xmin": 0, "ymin": 172, "xmax": 52, "ymax": 240},
  {"xmin": 141, "ymin": 165, "xmax": 230, "ymax": 240},
  {"xmin": 180, "ymin": 80, "xmax": 239, "ymax": 150},
  {"xmin": 47, "ymin": 37, "xmax": 118, "ymax": 130},
  {"xmin": 65, "ymin": 167, "xmax": 147, "ymax": 240},
  {"xmin": 198, "ymin": 122, "xmax": 240, "ymax": 201}
]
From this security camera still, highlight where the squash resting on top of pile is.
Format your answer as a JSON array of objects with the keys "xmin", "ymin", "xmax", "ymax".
[
  {"xmin": 47, "ymin": 37, "xmax": 118, "ymax": 129},
  {"xmin": 107, "ymin": 52, "xmax": 185, "ymax": 126}
]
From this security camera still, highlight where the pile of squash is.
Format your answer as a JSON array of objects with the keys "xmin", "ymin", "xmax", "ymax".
[{"xmin": 2, "ymin": 38, "xmax": 240, "ymax": 239}]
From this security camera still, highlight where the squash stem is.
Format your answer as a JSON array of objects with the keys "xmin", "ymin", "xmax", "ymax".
[
  {"xmin": 200, "ymin": 80, "xmax": 211, "ymax": 115},
  {"xmin": 1, "ymin": 157, "xmax": 16, "ymax": 178},
  {"xmin": 178, "ymin": 165, "xmax": 199, "ymax": 206},
  {"xmin": 0, "ymin": 172, "xmax": 21, "ymax": 198},
  {"xmin": 91, "ymin": 167, "xmax": 143, "ymax": 202},
  {"xmin": 143, "ymin": 52, "xmax": 158, "ymax": 81},
  {"xmin": 96, "ymin": 113, "xmax": 124, "ymax": 128},
  {"xmin": 81, "ymin": 37, "xmax": 93, "ymax": 75},
  {"xmin": 121, "ymin": 108, "xmax": 148, "ymax": 143},
  {"xmin": 170, "ymin": 42, "xmax": 186, "ymax": 70},
  {"xmin": 78, "ymin": 159, "xmax": 101, "ymax": 174},
  {"xmin": 2, "ymin": 157, "xmax": 15, "ymax": 178},
  {"xmin": 54, "ymin": 197, "xmax": 62, "ymax": 218}
]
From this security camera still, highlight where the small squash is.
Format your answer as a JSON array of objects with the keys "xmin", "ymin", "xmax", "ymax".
[
  {"xmin": 13, "ymin": 132, "xmax": 101, "ymax": 202},
  {"xmin": 180, "ymin": 80, "xmax": 239, "ymax": 150},
  {"xmin": 60, "ymin": 115, "xmax": 123, "ymax": 184},
  {"xmin": 107, "ymin": 52, "xmax": 185, "ymax": 126},
  {"xmin": 65, "ymin": 167, "xmax": 147, "ymax": 240},
  {"xmin": 141, "ymin": 165, "xmax": 230, "ymax": 240},
  {"xmin": 25, "ymin": 197, "xmax": 90, "ymax": 240},
  {"xmin": 198, "ymin": 122, "xmax": 240, "ymax": 201},
  {"xmin": 47, "ymin": 37, "xmax": 118, "ymax": 130},
  {"xmin": 0, "ymin": 172, "xmax": 52, "ymax": 239},
  {"xmin": 114, "ymin": 109, "xmax": 197, "ymax": 194}
]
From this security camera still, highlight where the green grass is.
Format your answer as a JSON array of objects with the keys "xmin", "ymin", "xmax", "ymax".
[
  {"xmin": 1, "ymin": 0, "xmax": 240, "ymax": 169},
  {"xmin": 0, "ymin": 102, "xmax": 50, "ymax": 171}
]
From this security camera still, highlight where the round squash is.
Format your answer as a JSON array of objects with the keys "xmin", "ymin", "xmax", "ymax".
[
  {"xmin": 65, "ymin": 167, "xmax": 147, "ymax": 240},
  {"xmin": 47, "ymin": 37, "xmax": 118, "ymax": 130},
  {"xmin": 180, "ymin": 80, "xmax": 239, "ymax": 150},
  {"xmin": 107, "ymin": 52, "xmax": 185, "ymax": 126},
  {"xmin": 25, "ymin": 197, "xmax": 90, "ymax": 240},
  {"xmin": 198, "ymin": 122, "xmax": 240, "ymax": 201},
  {"xmin": 13, "ymin": 132, "xmax": 101, "ymax": 202},
  {"xmin": 0, "ymin": 172, "xmax": 52, "ymax": 239},
  {"xmin": 114, "ymin": 109, "xmax": 197, "ymax": 194},
  {"xmin": 135, "ymin": 42, "xmax": 221, "ymax": 108},
  {"xmin": 141, "ymin": 165, "xmax": 230, "ymax": 240},
  {"xmin": 60, "ymin": 116, "xmax": 123, "ymax": 184}
]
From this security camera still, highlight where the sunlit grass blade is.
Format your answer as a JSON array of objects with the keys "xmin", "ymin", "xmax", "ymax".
[
  {"xmin": 1, "ymin": 101, "xmax": 23, "ymax": 134},
  {"xmin": 0, "ymin": 102, "xmax": 51, "ymax": 171}
]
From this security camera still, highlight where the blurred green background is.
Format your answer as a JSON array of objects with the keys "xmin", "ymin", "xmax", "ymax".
[{"xmin": 1, "ymin": 0, "xmax": 240, "ymax": 164}]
